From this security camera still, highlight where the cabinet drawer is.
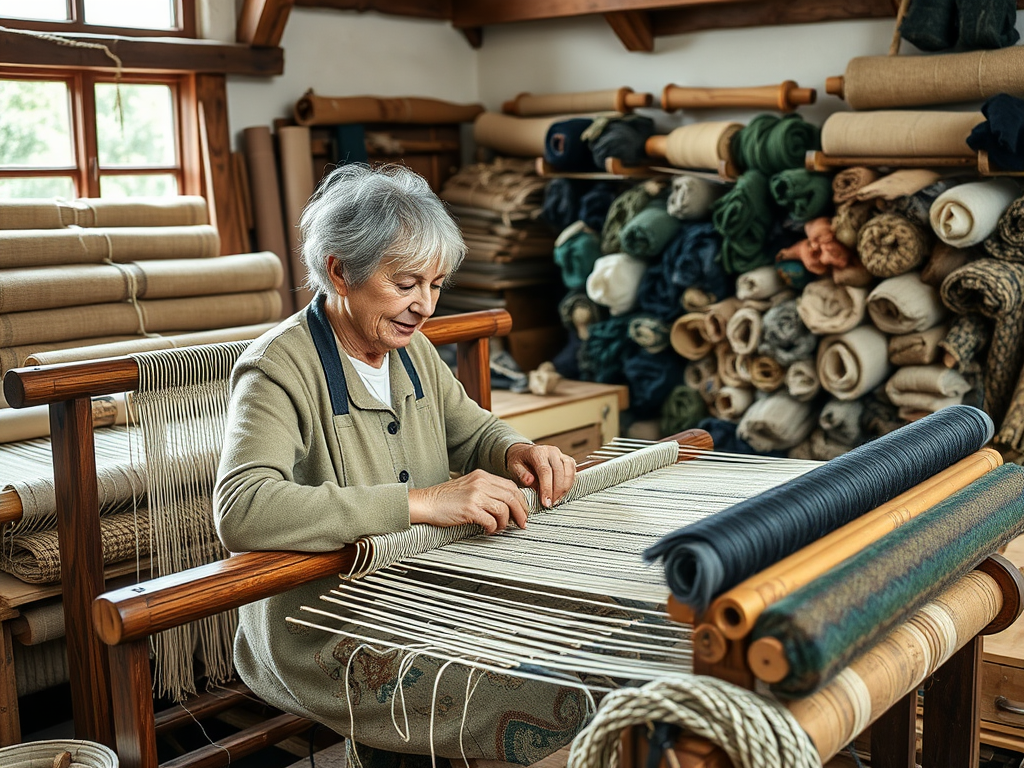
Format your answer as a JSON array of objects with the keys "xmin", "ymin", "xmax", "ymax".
[
  {"xmin": 536, "ymin": 424, "xmax": 603, "ymax": 462},
  {"xmin": 982, "ymin": 662, "xmax": 1024, "ymax": 731}
]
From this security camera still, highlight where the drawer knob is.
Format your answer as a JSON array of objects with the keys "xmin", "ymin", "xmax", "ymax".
[{"xmin": 995, "ymin": 696, "xmax": 1024, "ymax": 715}]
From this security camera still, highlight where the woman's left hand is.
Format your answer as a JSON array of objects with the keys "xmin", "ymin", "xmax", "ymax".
[{"xmin": 506, "ymin": 443, "xmax": 576, "ymax": 508}]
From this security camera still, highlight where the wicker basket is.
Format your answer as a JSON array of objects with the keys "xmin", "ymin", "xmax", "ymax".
[{"xmin": 0, "ymin": 739, "xmax": 118, "ymax": 767}]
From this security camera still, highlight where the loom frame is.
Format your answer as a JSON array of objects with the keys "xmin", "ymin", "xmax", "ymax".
[{"xmin": 1, "ymin": 307, "xmax": 511, "ymax": 763}]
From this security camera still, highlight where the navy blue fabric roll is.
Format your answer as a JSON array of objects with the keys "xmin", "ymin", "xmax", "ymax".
[
  {"xmin": 542, "ymin": 178, "xmax": 583, "ymax": 233},
  {"xmin": 968, "ymin": 94, "xmax": 1024, "ymax": 173},
  {"xmin": 551, "ymin": 331, "xmax": 583, "ymax": 380},
  {"xmin": 623, "ymin": 348, "xmax": 685, "ymax": 418},
  {"xmin": 645, "ymin": 404, "xmax": 995, "ymax": 613},
  {"xmin": 635, "ymin": 256, "xmax": 684, "ymax": 324},
  {"xmin": 578, "ymin": 316, "xmax": 636, "ymax": 384},
  {"xmin": 579, "ymin": 182, "xmax": 622, "ymax": 232},
  {"xmin": 589, "ymin": 115, "xmax": 656, "ymax": 169},
  {"xmin": 545, "ymin": 118, "xmax": 600, "ymax": 172},
  {"xmin": 668, "ymin": 222, "xmax": 733, "ymax": 308}
]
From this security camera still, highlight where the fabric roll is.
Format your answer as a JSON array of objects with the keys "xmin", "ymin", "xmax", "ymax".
[
  {"xmin": 731, "ymin": 114, "xmax": 820, "ymax": 176},
  {"xmin": 938, "ymin": 313, "xmax": 991, "ymax": 373},
  {"xmin": 585, "ymin": 253, "xmax": 647, "ymax": 316},
  {"xmin": 661, "ymin": 122, "xmax": 741, "ymax": 170},
  {"xmin": 542, "ymin": 179, "xmax": 583, "ymax": 233},
  {"xmin": 0, "ymin": 196, "xmax": 209, "ymax": 230},
  {"xmin": 737, "ymin": 391, "xmax": 816, "ymax": 452},
  {"xmin": 670, "ymin": 313, "xmax": 714, "ymax": 361},
  {"xmin": 714, "ymin": 386, "xmax": 754, "ymax": 421},
  {"xmin": 601, "ymin": 180, "xmax": 663, "ymax": 255},
  {"xmin": 922, "ymin": 242, "xmax": 976, "ymax": 286},
  {"xmin": 832, "ymin": 168, "xmax": 879, "ymax": 204},
  {"xmin": 635, "ymin": 262, "xmax": 683, "ymax": 323},
  {"xmin": 578, "ymin": 317, "xmax": 634, "ymax": 383},
  {"xmin": 797, "ymin": 279, "xmax": 867, "ymax": 335},
  {"xmin": 867, "ymin": 273, "xmax": 946, "ymax": 334},
  {"xmin": 627, "ymin": 315, "xmax": 671, "ymax": 354},
  {"xmin": 888, "ymin": 325, "xmax": 948, "ymax": 366},
  {"xmin": 664, "ymin": 222, "xmax": 732, "ymax": 308},
  {"xmin": 619, "ymin": 199, "xmax": 682, "ymax": 260},
  {"xmin": 885, "ymin": 365, "xmax": 971, "ymax": 412},
  {"xmin": 682, "ymin": 287, "xmax": 716, "ymax": 312},
  {"xmin": 739, "ymin": 288, "xmax": 795, "ymax": 314},
  {"xmin": 735, "ymin": 354, "xmax": 754, "ymax": 385},
  {"xmin": 579, "ymin": 183, "xmax": 620, "ymax": 232},
  {"xmin": 697, "ymin": 416, "xmax": 768, "ymax": 455},
  {"xmin": 831, "ymin": 254, "xmax": 874, "ymax": 288},
  {"xmin": 877, "ymin": 180, "xmax": 957, "ymax": 229},
  {"xmin": 243, "ymin": 126, "xmax": 293, "ymax": 316},
  {"xmin": 585, "ymin": 114, "xmax": 656, "ymax": 169},
  {"xmin": 819, "ymin": 398, "xmax": 865, "ymax": 446},
  {"xmin": 715, "ymin": 343, "xmax": 744, "ymax": 388},
  {"xmin": 277, "ymin": 126, "xmax": 316, "ymax": 308},
  {"xmin": 775, "ymin": 260, "xmax": 815, "ymax": 292},
  {"xmin": 666, "ymin": 175, "xmax": 726, "ymax": 221},
  {"xmin": 473, "ymin": 113, "xmax": 567, "ymax": 158},
  {"xmin": 683, "ymin": 355, "xmax": 718, "ymax": 397},
  {"xmin": 0, "ymin": 291, "xmax": 282, "ymax": 347},
  {"xmin": 553, "ymin": 222, "xmax": 602, "ymax": 290},
  {"xmin": 735, "ymin": 265, "xmax": 783, "ymax": 301},
  {"xmin": 712, "ymin": 170, "xmax": 774, "ymax": 274},
  {"xmin": 817, "ymin": 325, "xmax": 893, "ymax": 401},
  {"xmin": 805, "ymin": 217, "xmax": 850, "ymax": 271},
  {"xmin": 441, "ymin": 158, "xmax": 545, "ymax": 214},
  {"xmin": 820, "ymin": 112, "xmax": 984, "ymax": 158},
  {"xmin": 786, "ymin": 359, "xmax": 821, "ymax": 402},
  {"xmin": 832, "ymin": 200, "xmax": 876, "ymax": 248},
  {"xmin": 791, "ymin": 429, "xmax": 851, "ymax": 461},
  {"xmin": 929, "ymin": 178, "xmax": 1020, "ymax": 248},
  {"xmin": 659, "ymin": 385, "xmax": 708, "ymax": 436},
  {"xmin": 0, "ymin": 226, "xmax": 220, "ymax": 269},
  {"xmin": 858, "ymin": 213, "xmax": 932, "ymax": 278},
  {"xmin": 725, "ymin": 306, "xmax": 763, "ymax": 355},
  {"xmin": 769, "ymin": 169, "xmax": 832, "ymax": 222},
  {"xmin": 749, "ymin": 355, "xmax": 787, "ymax": 393},
  {"xmin": 544, "ymin": 118, "xmax": 599, "ymax": 172},
  {"xmin": 623, "ymin": 349, "xmax": 685, "ymax": 418},
  {"xmin": 759, "ymin": 299, "xmax": 817, "ymax": 365},
  {"xmin": 856, "ymin": 170, "xmax": 944, "ymax": 203},
  {"xmin": 984, "ymin": 195, "xmax": 1024, "ymax": 261},
  {"xmin": 1, "ymin": 337, "xmax": 136, "ymax": 375},
  {"xmin": 0, "ymin": 252, "xmax": 283, "ymax": 314},
  {"xmin": 702, "ymin": 298, "xmax": 742, "ymax": 345},
  {"xmin": 558, "ymin": 291, "xmax": 606, "ymax": 340},
  {"xmin": 968, "ymin": 94, "xmax": 1024, "ymax": 173}
]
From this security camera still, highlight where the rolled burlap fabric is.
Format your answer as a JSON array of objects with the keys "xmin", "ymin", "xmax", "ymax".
[
  {"xmin": 858, "ymin": 212, "xmax": 932, "ymax": 278},
  {"xmin": 817, "ymin": 325, "xmax": 893, "ymax": 400},
  {"xmin": 725, "ymin": 305, "xmax": 763, "ymax": 355},
  {"xmin": 888, "ymin": 325, "xmax": 948, "ymax": 366},
  {"xmin": 885, "ymin": 364, "xmax": 971, "ymax": 412},
  {"xmin": 737, "ymin": 391, "xmax": 816, "ymax": 452},
  {"xmin": 929, "ymin": 178, "xmax": 1021, "ymax": 248},
  {"xmin": 922, "ymin": 242, "xmax": 976, "ymax": 286},
  {"xmin": 749, "ymin": 355, "xmax": 787, "ymax": 392},
  {"xmin": 670, "ymin": 313, "xmax": 714, "ymax": 360},
  {"xmin": 984, "ymin": 195, "xmax": 1024, "ymax": 262},
  {"xmin": 821, "ymin": 112, "xmax": 983, "ymax": 158},
  {"xmin": 786, "ymin": 359, "xmax": 821, "ymax": 402},
  {"xmin": 938, "ymin": 313, "xmax": 991, "ymax": 373},
  {"xmin": 867, "ymin": 272, "xmax": 946, "ymax": 334},
  {"xmin": 797, "ymin": 279, "xmax": 868, "ymax": 335},
  {"xmin": 832, "ymin": 200, "xmax": 876, "ymax": 248},
  {"xmin": 832, "ymin": 167, "xmax": 879, "ymax": 204}
]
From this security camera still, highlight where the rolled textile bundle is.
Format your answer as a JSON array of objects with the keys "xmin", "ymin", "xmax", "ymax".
[
  {"xmin": 856, "ymin": 169, "xmax": 943, "ymax": 203},
  {"xmin": 715, "ymin": 343, "xmax": 745, "ymax": 388},
  {"xmin": 941, "ymin": 259, "xmax": 1024, "ymax": 424},
  {"xmin": 749, "ymin": 355, "xmax": 787, "ymax": 393},
  {"xmin": 619, "ymin": 198, "xmax": 683, "ymax": 260},
  {"xmin": 666, "ymin": 221, "xmax": 732, "ymax": 307},
  {"xmin": 553, "ymin": 222, "xmax": 602, "ymax": 290},
  {"xmin": 586, "ymin": 253, "xmax": 647, "ymax": 316},
  {"xmin": 628, "ymin": 315, "xmax": 671, "ymax": 354},
  {"xmin": 684, "ymin": 355, "xmax": 718, "ymax": 399},
  {"xmin": 769, "ymin": 169, "xmax": 832, "ymax": 222},
  {"xmin": 578, "ymin": 316, "xmax": 634, "ymax": 383},
  {"xmin": 544, "ymin": 118, "xmax": 599, "ymax": 172},
  {"xmin": 776, "ymin": 239, "xmax": 825, "ymax": 276},
  {"xmin": 558, "ymin": 290, "xmax": 606, "ymax": 340},
  {"xmin": 832, "ymin": 200, "xmax": 875, "ymax": 248},
  {"xmin": 712, "ymin": 170, "xmax": 774, "ymax": 274},
  {"xmin": 579, "ymin": 182, "xmax": 621, "ymax": 232},
  {"xmin": 888, "ymin": 325, "xmax": 948, "ymax": 366},
  {"xmin": 666, "ymin": 174, "xmax": 726, "ymax": 221},
  {"xmin": 885, "ymin": 364, "xmax": 972, "ymax": 412},
  {"xmin": 715, "ymin": 386, "xmax": 755, "ymax": 421},
  {"xmin": 804, "ymin": 217, "xmax": 850, "ymax": 271},
  {"xmin": 0, "ymin": 195, "xmax": 208, "ymax": 229},
  {"xmin": 585, "ymin": 114, "xmax": 656, "ymax": 169},
  {"xmin": 735, "ymin": 354, "xmax": 754, "ymax": 384},
  {"xmin": 731, "ymin": 113, "xmax": 820, "ymax": 175},
  {"xmin": 697, "ymin": 416, "xmax": 768, "ymax": 455},
  {"xmin": 736, "ymin": 265, "xmax": 783, "ymax": 301},
  {"xmin": 776, "ymin": 260, "xmax": 815, "ymax": 291},
  {"xmin": 929, "ymin": 178, "xmax": 1020, "ymax": 248},
  {"xmin": 867, "ymin": 272, "xmax": 946, "ymax": 334},
  {"xmin": 818, "ymin": 325, "xmax": 893, "ymax": 400},
  {"xmin": 660, "ymin": 385, "xmax": 708, "ymax": 435},
  {"xmin": 759, "ymin": 299, "xmax": 817, "ymax": 365},
  {"xmin": 1, "ymin": 337, "xmax": 136, "ymax": 375},
  {"xmin": 820, "ymin": 112, "xmax": 984, "ymax": 158},
  {"xmin": 635, "ymin": 261, "xmax": 684, "ymax": 323},
  {"xmin": 922, "ymin": 242, "xmax": 976, "ymax": 285},
  {"xmin": 503, "ymin": 88, "xmax": 651, "ymax": 117},
  {"xmin": 725, "ymin": 305, "xmax": 763, "ymax": 355},
  {"xmin": 624, "ymin": 349, "xmax": 685, "ymax": 417},
  {"xmin": 858, "ymin": 213, "xmax": 932, "ymax": 278},
  {"xmin": 740, "ymin": 288, "xmax": 796, "ymax": 314},
  {"xmin": 542, "ymin": 178, "xmax": 583, "ymax": 233},
  {"xmin": 786, "ymin": 359, "xmax": 821, "ymax": 402},
  {"xmin": 473, "ymin": 112, "xmax": 570, "ymax": 157},
  {"xmin": 0, "ymin": 225, "xmax": 220, "ymax": 269},
  {"xmin": 295, "ymin": 92, "xmax": 483, "ymax": 125},
  {"xmin": 243, "ymin": 126, "xmax": 294, "ymax": 315},
  {"xmin": 984, "ymin": 194, "xmax": 1024, "ymax": 261},
  {"xmin": 968, "ymin": 94, "xmax": 1024, "ymax": 173},
  {"xmin": 702, "ymin": 297, "xmax": 742, "ymax": 344},
  {"xmin": 601, "ymin": 180, "xmax": 663, "ymax": 254},
  {"xmin": 737, "ymin": 391, "xmax": 816, "ymax": 453},
  {"xmin": 819, "ymin": 398, "xmax": 865, "ymax": 446},
  {"xmin": 797, "ymin": 279, "xmax": 867, "ymax": 335},
  {"xmin": 938, "ymin": 313, "xmax": 991, "ymax": 373},
  {"xmin": 670, "ymin": 313, "xmax": 714, "ymax": 360},
  {"xmin": 832, "ymin": 168, "xmax": 879, "ymax": 204},
  {"xmin": 682, "ymin": 287, "xmax": 716, "ymax": 312},
  {"xmin": 441, "ymin": 158, "xmax": 546, "ymax": 214},
  {"xmin": 0, "ymin": 291, "xmax": 282, "ymax": 347},
  {"xmin": 654, "ymin": 122, "xmax": 741, "ymax": 171}
]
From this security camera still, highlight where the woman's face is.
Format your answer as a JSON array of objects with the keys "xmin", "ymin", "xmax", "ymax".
[{"xmin": 330, "ymin": 257, "xmax": 447, "ymax": 364}]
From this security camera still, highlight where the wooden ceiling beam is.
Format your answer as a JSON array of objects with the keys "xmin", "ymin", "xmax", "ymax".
[
  {"xmin": 236, "ymin": 0, "xmax": 295, "ymax": 46},
  {"xmin": 293, "ymin": 0, "xmax": 451, "ymax": 18},
  {"xmin": 450, "ymin": 0, "xmax": 744, "ymax": 28},
  {"xmin": 605, "ymin": 10, "xmax": 654, "ymax": 51},
  {"xmin": 653, "ymin": 0, "xmax": 899, "ymax": 36}
]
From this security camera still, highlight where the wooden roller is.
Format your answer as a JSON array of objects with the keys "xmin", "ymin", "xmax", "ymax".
[
  {"xmin": 501, "ymin": 87, "xmax": 652, "ymax": 116},
  {"xmin": 294, "ymin": 90, "xmax": 485, "ymax": 126},
  {"xmin": 661, "ymin": 81, "xmax": 816, "ymax": 113}
]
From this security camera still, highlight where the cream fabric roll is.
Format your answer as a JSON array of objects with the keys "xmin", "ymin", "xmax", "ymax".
[
  {"xmin": 786, "ymin": 359, "xmax": 821, "ymax": 402},
  {"xmin": 797, "ymin": 279, "xmax": 868, "ymax": 335},
  {"xmin": 663, "ymin": 122, "xmax": 741, "ymax": 169},
  {"xmin": 887, "ymin": 325, "xmax": 948, "ymax": 366},
  {"xmin": 929, "ymin": 179, "xmax": 1021, "ymax": 248},
  {"xmin": 714, "ymin": 385, "xmax": 754, "ymax": 421},
  {"xmin": 670, "ymin": 313, "xmax": 714, "ymax": 361},
  {"xmin": 884, "ymin": 364, "xmax": 971, "ymax": 411},
  {"xmin": 866, "ymin": 273, "xmax": 946, "ymax": 334},
  {"xmin": 821, "ymin": 112, "xmax": 984, "ymax": 158},
  {"xmin": 0, "ymin": 226, "xmax": 220, "ymax": 269},
  {"xmin": 725, "ymin": 306, "xmax": 763, "ymax": 355},
  {"xmin": 736, "ymin": 265, "xmax": 784, "ymax": 301},
  {"xmin": 737, "ymin": 391, "xmax": 815, "ymax": 452},
  {"xmin": 715, "ymin": 342, "xmax": 744, "ymax": 388},
  {"xmin": 817, "ymin": 325, "xmax": 893, "ymax": 400},
  {"xmin": 667, "ymin": 174, "xmax": 726, "ymax": 220},
  {"xmin": 585, "ymin": 253, "xmax": 646, "ymax": 316},
  {"xmin": 702, "ymin": 298, "xmax": 742, "ymax": 344}
]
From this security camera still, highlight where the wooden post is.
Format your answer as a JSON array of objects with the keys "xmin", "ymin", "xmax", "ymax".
[
  {"xmin": 109, "ymin": 641, "xmax": 159, "ymax": 768},
  {"xmin": 0, "ymin": 620, "xmax": 20, "ymax": 745},
  {"xmin": 870, "ymin": 690, "xmax": 916, "ymax": 768},
  {"xmin": 457, "ymin": 337, "xmax": 491, "ymax": 411},
  {"xmin": 922, "ymin": 635, "xmax": 982, "ymax": 768}
]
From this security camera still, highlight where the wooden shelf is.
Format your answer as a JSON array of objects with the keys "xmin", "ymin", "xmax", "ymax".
[{"xmin": 807, "ymin": 150, "xmax": 1024, "ymax": 178}]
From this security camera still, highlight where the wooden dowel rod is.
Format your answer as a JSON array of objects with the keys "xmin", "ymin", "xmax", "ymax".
[{"xmin": 661, "ymin": 81, "xmax": 815, "ymax": 112}]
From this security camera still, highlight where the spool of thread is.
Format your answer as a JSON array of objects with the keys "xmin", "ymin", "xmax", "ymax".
[
  {"xmin": 820, "ymin": 111, "xmax": 984, "ymax": 158},
  {"xmin": 661, "ymin": 81, "xmax": 816, "ymax": 113},
  {"xmin": 502, "ymin": 87, "xmax": 652, "ymax": 116},
  {"xmin": 645, "ymin": 122, "xmax": 741, "ymax": 171}
]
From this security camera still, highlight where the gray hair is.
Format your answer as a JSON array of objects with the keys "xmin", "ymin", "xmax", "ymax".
[{"xmin": 298, "ymin": 163, "xmax": 466, "ymax": 294}]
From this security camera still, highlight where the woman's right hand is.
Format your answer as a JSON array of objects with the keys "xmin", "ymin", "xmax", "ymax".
[{"xmin": 408, "ymin": 470, "xmax": 529, "ymax": 534}]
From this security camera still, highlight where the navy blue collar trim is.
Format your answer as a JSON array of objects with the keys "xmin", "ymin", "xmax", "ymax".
[
  {"xmin": 307, "ymin": 294, "xmax": 350, "ymax": 416},
  {"xmin": 398, "ymin": 347, "xmax": 424, "ymax": 400}
]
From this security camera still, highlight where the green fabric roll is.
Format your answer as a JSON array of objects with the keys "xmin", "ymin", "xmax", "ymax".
[
  {"xmin": 732, "ymin": 114, "xmax": 821, "ymax": 175},
  {"xmin": 769, "ymin": 169, "xmax": 833, "ymax": 222},
  {"xmin": 754, "ymin": 462, "xmax": 1024, "ymax": 698},
  {"xmin": 554, "ymin": 226, "xmax": 603, "ymax": 290},
  {"xmin": 601, "ymin": 184, "xmax": 656, "ymax": 255},
  {"xmin": 578, "ymin": 316, "xmax": 634, "ymax": 383},
  {"xmin": 619, "ymin": 199, "xmax": 683, "ymax": 261},
  {"xmin": 712, "ymin": 170, "xmax": 774, "ymax": 274},
  {"xmin": 660, "ymin": 384, "xmax": 709, "ymax": 436}
]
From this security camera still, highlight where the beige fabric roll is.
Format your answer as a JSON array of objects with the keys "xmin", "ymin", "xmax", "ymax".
[
  {"xmin": 866, "ymin": 273, "xmax": 946, "ymax": 334},
  {"xmin": 670, "ymin": 313, "xmax": 714, "ymax": 361},
  {"xmin": 854, "ymin": 169, "xmax": 942, "ymax": 202},
  {"xmin": 1, "ymin": 336, "xmax": 137, "ymax": 375},
  {"xmin": 735, "ymin": 353, "xmax": 754, "ymax": 384},
  {"xmin": 929, "ymin": 179, "xmax": 1021, "ymax": 248},
  {"xmin": 832, "ymin": 200, "xmax": 876, "ymax": 248},
  {"xmin": 714, "ymin": 385, "xmax": 754, "ymax": 421},
  {"xmin": 0, "ymin": 196, "xmax": 208, "ymax": 230},
  {"xmin": 797, "ymin": 279, "xmax": 868, "ymax": 335},
  {"xmin": 473, "ymin": 113, "xmax": 566, "ymax": 158},
  {"xmin": 786, "ymin": 358, "xmax": 821, "ymax": 402},
  {"xmin": 0, "ymin": 394, "xmax": 127, "ymax": 444},
  {"xmin": 682, "ymin": 286, "xmax": 716, "ymax": 312},
  {"xmin": 0, "ymin": 291, "xmax": 281, "ymax": 347},
  {"xmin": 278, "ymin": 125, "xmax": 316, "ymax": 309},
  {"xmin": 0, "ymin": 252, "xmax": 282, "ymax": 313},
  {"xmin": 295, "ymin": 92, "xmax": 484, "ymax": 126},
  {"xmin": 735, "ymin": 265, "xmax": 784, "ymax": 301},
  {"xmin": 506, "ymin": 89, "xmax": 633, "ymax": 116},
  {"xmin": 817, "ymin": 325, "xmax": 893, "ymax": 400},
  {"xmin": 884, "ymin": 364, "xmax": 970, "ymax": 411},
  {"xmin": 702, "ymin": 298, "xmax": 742, "ymax": 344},
  {"xmin": 0, "ymin": 225, "xmax": 219, "ymax": 269},
  {"xmin": 821, "ymin": 112, "xmax": 983, "ymax": 158},
  {"xmin": 737, "ymin": 391, "xmax": 816, "ymax": 452},
  {"xmin": 921, "ymin": 242, "xmax": 975, "ymax": 286},
  {"xmin": 750, "ymin": 355, "xmax": 786, "ymax": 393},
  {"xmin": 663, "ymin": 122, "xmax": 741, "ymax": 170},
  {"xmin": 683, "ymin": 355, "xmax": 717, "ymax": 391},
  {"xmin": 832, "ymin": 167, "xmax": 879, "ymax": 204},
  {"xmin": 725, "ymin": 306, "xmax": 763, "ymax": 355},
  {"xmin": 841, "ymin": 48, "xmax": 1024, "ymax": 110},
  {"xmin": 715, "ymin": 343, "xmax": 744, "ymax": 388},
  {"xmin": 888, "ymin": 325, "xmax": 948, "ymax": 366}
]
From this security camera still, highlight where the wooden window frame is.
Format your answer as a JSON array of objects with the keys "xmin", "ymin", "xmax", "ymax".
[{"xmin": 0, "ymin": 0, "xmax": 196, "ymax": 39}]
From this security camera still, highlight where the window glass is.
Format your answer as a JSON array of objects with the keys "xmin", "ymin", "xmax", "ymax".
[
  {"xmin": 0, "ymin": 1, "xmax": 68, "ymax": 21},
  {"xmin": 95, "ymin": 83, "xmax": 176, "ymax": 167},
  {"xmin": 83, "ymin": 0, "xmax": 175, "ymax": 30},
  {"xmin": 0, "ymin": 79, "xmax": 74, "ymax": 168},
  {"xmin": 0, "ymin": 177, "xmax": 76, "ymax": 198},
  {"xmin": 100, "ymin": 174, "xmax": 177, "ymax": 198}
]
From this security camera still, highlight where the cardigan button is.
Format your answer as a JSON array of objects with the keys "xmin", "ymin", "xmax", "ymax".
[
  {"xmin": 398, "ymin": 470, "xmax": 410, "ymax": 483},
  {"xmin": 388, "ymin": 421, "xmax": 399, "ymax": 435}
]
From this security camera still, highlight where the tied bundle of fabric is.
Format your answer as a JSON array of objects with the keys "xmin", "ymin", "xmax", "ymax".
[
  {"xmin": 984, "ymin": 193, "xmax": 1024, "ymax": 261},
  {"xmin": 579, "ymin": 182, "xmax": 621, "ymax": 232},
  {"xmin": 901, "ymin": 0, "xmax": 1020, "ymax": 51},
  {"xmin": 713, "ymin": 170, "xmax": 774, "ymax": 274},
  {"xmin": 968, "ymin": 94, "xmax": 1024, "ymax": 173},
  {"xmin": 660, "ymin": 384, "xmax": 708, "ymax": 436},
  {"xmin": 601, "ymin": 180, "xmax": 663, "ymax": 254},
  {"xmin": 759, "ymin": 299, "xmax": 817, "ymax": 366},
  {"xmin": 553, "ymin": 221, "xmax": 602, "ymax": 290},
  {"xmin": 646, "ymin": 405, "xmax": 994, "ymax": 613},
  {"xmin": 586, "ymin": 253, "xmax": 647, "ymax": 316},
  {"xmin": 624, "ymin": 349, "xmax": 685, "ymax": 417},
  {"xmin": 858, "ymin": 212, "xmax": 933, "ymax": 278},
  {"xmin": 929, "ymin": 178, "xmax": 1020, "ymax": 248},
  {"xmin": 542, "ymin": 178, "xmax": 584, "ymax": 233},
  {"xmin": 752, "ymin": 461, "xmax": 1024, "ymax": 698},
  {"xmin": 769, "ymin": 169, "xmax": 832, "ymax": 222},
  {"xmin": 619, "ymin": 198, "xmax": 682, "ymax": 261},
  {"xmin": 544, "ymin": 118, "xmax": 599, "ymax": 172},
  {"xmin": 583, "ymin": 114, "xmax": 656, "ymax": 170},
  {"xmin": 731, "ymin": 114, "xmax": 821, "ymax": 176},
  {"xmin": 737, "ymin": 391, "xmax": 816, "ymax": 454},
  {"xmin": 667, "ymin": 175, "xmax": 726, "ymax": 221},
  {"xmin": 578, "ymin": 316, "xmax": 635, "ymax": 383}
]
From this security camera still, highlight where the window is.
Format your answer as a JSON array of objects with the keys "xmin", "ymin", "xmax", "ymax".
[{"xmin": 0, "ymin": 0, "xmax": 196, "ymax": 38}]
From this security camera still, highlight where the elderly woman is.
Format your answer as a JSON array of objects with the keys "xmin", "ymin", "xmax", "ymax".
[{"xmin": 213, "ymin": 164, "xmax": 585, "ymax": 766}]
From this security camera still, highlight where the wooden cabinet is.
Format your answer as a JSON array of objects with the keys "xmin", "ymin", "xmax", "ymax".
[{"xmin": 982, "ymin": 535, "xmax": 1024, "ymax": 753}]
